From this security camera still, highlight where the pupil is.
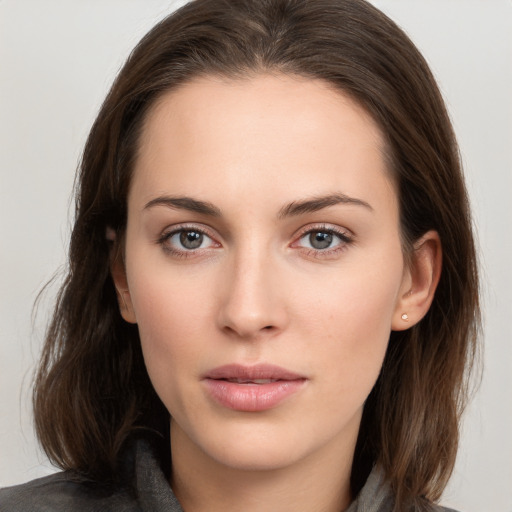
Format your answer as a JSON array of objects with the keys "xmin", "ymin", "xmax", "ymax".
[
  {"xmin": 310, "ymin": 231, "xmax": 332, "ymax": 250},
  {"xmin": 180, "ymin": 230, "xmax": 203, "ymax": 249}
]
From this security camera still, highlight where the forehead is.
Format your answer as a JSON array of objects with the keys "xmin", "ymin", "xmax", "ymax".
[
  {"xmin": 140, "ymin": 73, "xmax": 384, "ymax": 155},
  {"xmin": 130, "ymin": 73, "xmax": 395, "ymax": 214}
]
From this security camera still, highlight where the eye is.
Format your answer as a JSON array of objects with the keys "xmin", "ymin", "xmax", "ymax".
[
  {"xmin": 303, "ymin": 231, "xmax": 338, "ymax": 250},
  {"xmin": 159, "ymin": 226, "xmax": 220, "ymax": 255},
  {"xmin": 294, "ymin": 226, "xmax": 352, "ymax": 253}
]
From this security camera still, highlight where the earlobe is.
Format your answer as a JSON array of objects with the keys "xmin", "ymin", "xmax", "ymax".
[
  {"xmin": 108, "ymin": 229, "xmax": 137, "ymax": 324},
  {"xmin": 392, "ymin": 230, "xmax": 442, "ymax": 331}
]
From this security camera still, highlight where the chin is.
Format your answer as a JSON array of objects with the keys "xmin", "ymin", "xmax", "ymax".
[
  {"xmin": 176, "ymin": 414, "xmax": 311, "ymax": 472},
  {"xmin": 190, "ymin": 415, "xmax": 350, "ymax": 473},
  {"xmin": 207, "ymin": 438, "xmax": 307, "ymax": 472}
]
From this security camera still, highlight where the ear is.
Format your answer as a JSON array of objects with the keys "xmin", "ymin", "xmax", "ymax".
[
  {"xmin": 392, "ymin": 230, "xmax": 442, "ymax": 331},
  {"xmin": 108, "ymin": 229, "xmax": 137, "ymax": 324}
]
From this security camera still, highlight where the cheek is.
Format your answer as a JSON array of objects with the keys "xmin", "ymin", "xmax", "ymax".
[
  {"xmin": 299, "ymin": 250, "xmax": 402, "ymax": 336},
  {"xmin": 127, "ymin": 271, "xmax": 211, "ymax": 419},
  {"xmin": 297, "ymin": 252, "xmax": 403, "ymax": 389},
  {"xmin": 130, "ymin": 272, "xmax": 209, "ymax": 359}
]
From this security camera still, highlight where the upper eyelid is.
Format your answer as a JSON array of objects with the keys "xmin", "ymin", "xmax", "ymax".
[
  {"xmin": 294, "ymin": 223, "xmax": 353, "ymax": 238},
  {"xmin": 160, "ymin": 223, "xmax": 217, "ymax": 238}
]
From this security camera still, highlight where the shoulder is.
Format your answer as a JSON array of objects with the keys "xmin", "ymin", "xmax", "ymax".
[{"xmin": 0, "ymin": 471, "xmax": 138, "ymax": 512}]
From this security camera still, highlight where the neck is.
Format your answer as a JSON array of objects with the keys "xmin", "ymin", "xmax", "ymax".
[{"xmin": 169, "ymin": 421, "xmax": 356, "ymax": 512}]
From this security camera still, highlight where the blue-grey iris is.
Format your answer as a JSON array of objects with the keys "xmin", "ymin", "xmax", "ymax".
[
  {"xmin": 310, "ymin": 232, "xmax": 332, "ymax": 249},
  {"xmin": 180, "ymin": 230, "xmax": 203, "ymax": 249}
]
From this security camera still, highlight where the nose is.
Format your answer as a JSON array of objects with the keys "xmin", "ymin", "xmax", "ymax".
[{"xmin": 217, "ymin": 248, "xmax": 288, "ymax": 340}]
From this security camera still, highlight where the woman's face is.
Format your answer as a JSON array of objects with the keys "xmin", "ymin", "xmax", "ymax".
[{"xmin": 119, "ymin": 74, "xmax": 411, "ymax": 472}]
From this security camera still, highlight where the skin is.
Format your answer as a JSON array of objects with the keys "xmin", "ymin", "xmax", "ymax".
[{"xmin": 113, "ymin": 73, "xmax": 441, "ymax": 512}]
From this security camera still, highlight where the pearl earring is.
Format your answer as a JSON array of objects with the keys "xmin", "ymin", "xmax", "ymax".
[{"xmin": 401, "ymin": 313, "xmax": 409, "ymax": 321}]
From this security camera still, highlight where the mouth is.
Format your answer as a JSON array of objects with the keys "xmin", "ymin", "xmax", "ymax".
[
  {"xmin": 202, "ymin": 364, "xmax": 307, "ymax": 412},
  {"xmin": 223, "ymin": 378, "xmax": 280, "ymax": 384}
]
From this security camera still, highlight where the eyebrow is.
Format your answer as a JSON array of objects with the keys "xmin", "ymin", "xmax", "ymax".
[
  {"xmin": 143, "ymin": 192, "xmax": 373, "ymax": 218},
  {"xmin": 144, "ymin": 196, "xmax": 222, "ymax": 216},
  {"xmin": 277, "ymin": 193, "xmax": 373, "ymax": 218}
]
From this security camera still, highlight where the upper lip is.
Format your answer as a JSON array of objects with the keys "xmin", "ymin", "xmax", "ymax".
[{"xmin": 203, "ymin": 364, "xmax": 306, "ymax": 381}]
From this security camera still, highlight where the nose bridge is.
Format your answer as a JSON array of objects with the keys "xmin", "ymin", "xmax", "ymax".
[{"xmin": 218, "ymin": 239, "xmax": 285, "ymax": 338}]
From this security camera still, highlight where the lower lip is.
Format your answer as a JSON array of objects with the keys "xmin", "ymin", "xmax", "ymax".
[{"xmin": 203, "ymin": 378, "xmax": 306, "ymax": 412}]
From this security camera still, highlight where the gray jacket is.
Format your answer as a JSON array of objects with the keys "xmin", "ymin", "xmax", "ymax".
[{"xmin": 0, "ymin": 438, "xmax": 458, "ymax": 512}]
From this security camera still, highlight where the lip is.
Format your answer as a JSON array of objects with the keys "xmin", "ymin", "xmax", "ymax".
[{"xmin": 202, "ymin": 364, "xmax": 307, "ymax": 412}]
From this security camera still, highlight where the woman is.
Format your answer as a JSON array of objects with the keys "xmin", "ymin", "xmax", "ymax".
[{"xmin": 0, "ymin": 0, "xmax": 479, "ymax": 511}]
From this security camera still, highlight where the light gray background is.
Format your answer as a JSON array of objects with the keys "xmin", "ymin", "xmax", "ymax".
[{"xmin": 1, "ymin": 1, "xmax": 511, "ymax": 510}]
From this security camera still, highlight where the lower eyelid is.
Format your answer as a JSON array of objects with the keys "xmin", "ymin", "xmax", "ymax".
[{"xmin": 301, "ymin": 245, "xmax": 348, "ymax": 259}]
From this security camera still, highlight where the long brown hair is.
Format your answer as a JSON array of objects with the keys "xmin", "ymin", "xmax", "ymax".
[{"xmin": 33, "ymin": 0, "xmax": 480, "ymax": 510}]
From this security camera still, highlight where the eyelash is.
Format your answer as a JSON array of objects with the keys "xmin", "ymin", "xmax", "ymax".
[
  {"xmin": 156, "ymin": 223, "xmax": 353, "ymax": 259},
  {"xmin": 293, "ymin": 224, "xmax": 353, "ymax": 259}
]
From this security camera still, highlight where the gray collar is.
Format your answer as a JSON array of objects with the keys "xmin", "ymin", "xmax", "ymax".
[
  {"xmin": 346, "ymin": 465, "xmax": 394, "ymax": 512},
  {"xmin": 134, "ymin": 438, "xmax": 184, "ymax": 511}
]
